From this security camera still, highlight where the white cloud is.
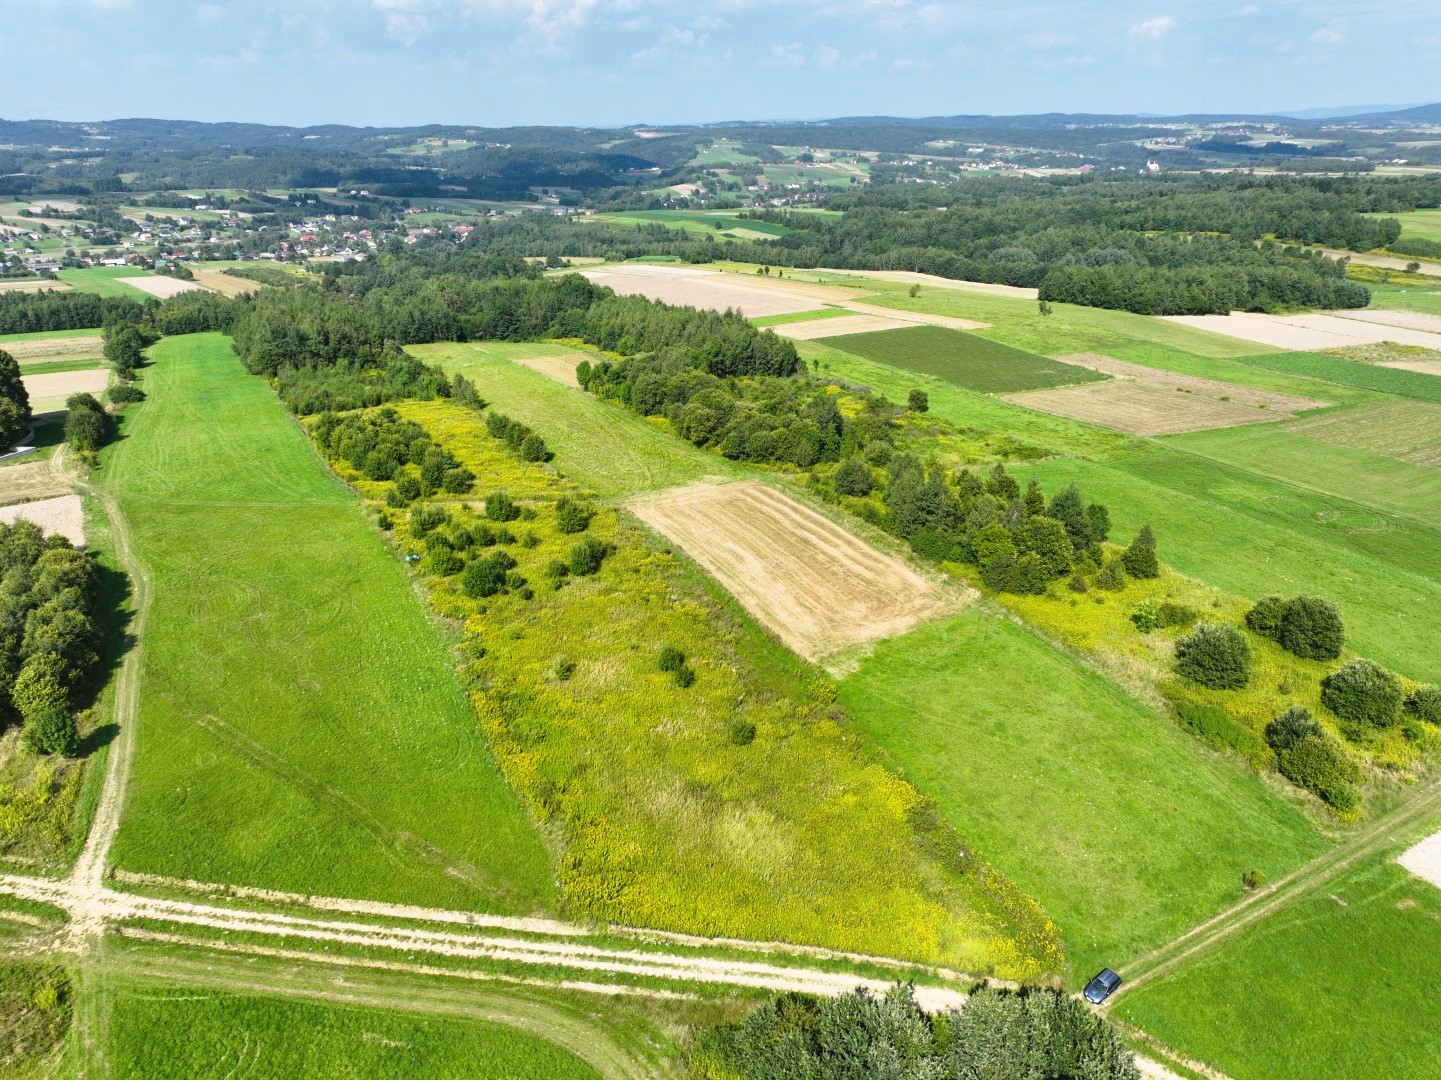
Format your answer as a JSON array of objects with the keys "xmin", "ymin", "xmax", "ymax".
[
  {"xmin": 196, "ymin": 4, "xmax": 228, "ymax": 22},
  {"xmin": 815, "ymin": 44, "xmax": 841, "ymax": 69},
  {"xmin": 1233, "ymin": 4, "xmax": 1261, "ymax": 14},
  {"xmin": 1310, "ymin": 19, "xmax": 1345, "ymax": 44},
  {"xmin": 1129, "ymin": 15, "xmax": 1175, "ymax": 38},
  {"xmin": 764, "ymin": 41, "xmax": 806, "ymax": 67}
]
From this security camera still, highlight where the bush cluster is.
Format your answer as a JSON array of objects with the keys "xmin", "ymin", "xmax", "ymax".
[
  {"xmin": 1175, "ymin": 623, "xmax": 1252, "ymax": 690},
  {"xmin": 1321, "ymin": 659, "xmax": 1404, "ymax": 730},
  {"xmin": 658, "ymin": 645, "xmax": 697, "ymax": 688},
  {"xmin": 1246, "ymin": 594, "xmax": 1345, "ymax": 660},
  {"xmin": 315, "ymin": 408, "xmax": 473, "ymax": 498},
  {"xmin": 484, "ymin": 410, "xmax": 548, "ymax": 462},
  {"xmin": 63, "ymin": 393, "xmax": 114, "ymax": 455}
]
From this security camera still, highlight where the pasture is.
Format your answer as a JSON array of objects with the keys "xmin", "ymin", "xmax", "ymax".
[
  {"xmin": 1114, "ymin": 855, "xmax": 1441, "ymax": 1080},
  {"xmin": 837, "ymin": 612, "xmax": 1323, "ymax": 981},
  {"xmin": 1003, "ymin": 380, "xmax": 1292, "ymax": 436},
  {"xmin": 107, "ymin": 334, "xmax": 554, "ymax": 911},
  {"xmin": 596, "ymin": 209, "xmax": 790, "ymax": 240},
  {"xmin": 628, "ymin": 481, "xmax": 966, "ymax": 661},
  {"xmin": 822, "ymin": 325, "xmax": 1105, "ymax": 393},
  {"xmin": 412, "ymin": 341, "xmax": 736, "ymax": 498},
  {"xmin": 55, "ymin": 268, "xmax": 162, "ymax": 299},
  {"xmin": 105, "ymin": 985, "xmax": 603, "ymax": 1080},
  {"xmin": 1281, "ymin": 399, "xmax": 1441, "ymax": 467},
  {"xmin": 1383, "ymin": 206, "xmax": 1441, "ymax": 244}
]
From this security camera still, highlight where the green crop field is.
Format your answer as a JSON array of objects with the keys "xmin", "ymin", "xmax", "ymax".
[
  {"xmin": 412, "ymin": 341, "xmax": 741, "ymax": 498},
  {"xmin": 106, "ymin": 333, "xmax": 553, "ymax": 910},
  {"xmin": 1166, "ymin": 422, "xmax": 1441, "ymax": 531},
  {"xmin": 822, "ymin": 325, "xmax": 1107, "ymax": 393},
  {"xmin": 1010, "ymin": 449, "xmax": 1441, "ymax": 685},
  {"xmin": 1115, "ymin": 854, "xmax": 1441, "ymax": 1080},
  {"xmin": 1233, "ymin": 350, "xmax": 1441, "ymax": 404},
  {"xmin": 55, "ymin": 268, "xmax": 160, "ymax": 298},
  {"xmin": 105, "ymin": 986, "xmax": 603, "ymax": 1079},
  {"xmin": 837, "ymin": 612, "xmax": 1324, "ymax": 981}
]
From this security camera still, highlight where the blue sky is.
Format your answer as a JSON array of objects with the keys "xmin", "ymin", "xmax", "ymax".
[{"xmin": 10, "ymin": 0, "xmax": 1440, "ymax": 127}]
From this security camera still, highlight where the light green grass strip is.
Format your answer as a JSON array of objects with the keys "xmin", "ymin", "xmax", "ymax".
[{"xmin": 107, "ymin": 333, "xmax": 553, "ymax": 910}]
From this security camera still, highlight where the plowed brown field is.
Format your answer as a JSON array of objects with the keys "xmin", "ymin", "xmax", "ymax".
[{"xmin": 628, "ymin": 481, "xmax": 966, "ymax": 660}]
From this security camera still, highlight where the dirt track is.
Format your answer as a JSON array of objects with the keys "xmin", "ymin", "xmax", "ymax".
[{"xmin": 628, "ymin": 481, "xmax": 967, "ymax": 660}]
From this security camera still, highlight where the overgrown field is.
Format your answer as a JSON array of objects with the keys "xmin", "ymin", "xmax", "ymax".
[
  {"xmin": 1114, "ymin": 853, "xmax": 1441, "ymax": 1080},
  {"xmin": 107, "ymin": 334, "xmax": 554, "ymax": 911},
  {"xmin": 328, "ymin": 398, "xmax": 1062, "ymax": 976},
  {"xmin": 0, "ymin": 961, "xmax": 70, "ymax": 1077},
  {"xmin": 104, "ymin": 986, "xmax": 602, "ymax": 1079},
  {"xmin": 823, "ymin": 325, "xmax": 1106, "ymax": 393},
  {"xmin": 411, "ymin": 342, "xmax": 740, "ymax": 498},
  {"xmin": 837, "ymin": 612, "xmax": 1323, "ymax": 980}
]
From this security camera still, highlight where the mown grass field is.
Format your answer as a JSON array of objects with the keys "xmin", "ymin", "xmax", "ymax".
[
  {"xmin": 823, "ymin": 325, "xmax": 1107, "ymax": 393},
  {"xmin": 1381, "ymin": 206, "xmax": 1441, "ymax": 243},
  {"xmin": 349, "ymin": 399, "xmax": 1060, "ymax": 975},
  {"xmin": 107, "ymin": 334, "xmax": 553, "ymax": 910},
  {"xmin": 1114, "ymin": 854, "xmax": 1441, "ymax": 1080},
  {"xmin": 104, "ymin": 986, "xmax": 602, "ymax": 1079},
  {"xmin": 1282, "ymin": 398, "xmax": 1441, "ymax": 467},
  {"xmin": 837, "ymin": 612, "xmax": 1324, "ymax": 981},
  {"xmin": 1233, "ymin": 349, "xmax": 1441, "ymax": 404},
  {"xmin": 413, "ymin": 341, "xmax": 740, "ymax": 498},
  {"xmin": 1166, "ymin": 422, "xmax": 1441, "ymax": 531}
]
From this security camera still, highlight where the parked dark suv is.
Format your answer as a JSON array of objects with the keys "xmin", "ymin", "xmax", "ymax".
[{"xmin": 1083, "ymin": 968, "xmax": 1122, "ymax": 1004}]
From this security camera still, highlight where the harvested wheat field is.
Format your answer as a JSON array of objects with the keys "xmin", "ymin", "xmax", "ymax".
[
  {"xmin": 0, "ymin": 279, "xmax": 68, "ymax": 293},
  {"xmin": 511, "ymin": 352, "xmax": 581, "ymax": 387},
  {"xmin": 1163, "ymin": 311, "xmax": 1441, "ymax": 352},
  {"xmin": 2, "ymin": 333, "xmax": 104, "ymax": 361},
  {"xmin": 1282, "ymin": 400, "xmax": 1441, "ymax": 468},
  {"xmin": 814, "ymin": 268, "xmax": 1040, "ymax": 299},
  {"xmin": 187, "ymin": 268, "xmax": 260, "ymax": 297},
  {"xmin": 23, "ymin": 368, "xmax": 108, "ymax": 412},
  {"xmin": 1053, "ymin": 354, "xmax": 1328, "ymax": 412},
  {"xmin": 775, "ymin": 313, "xmax": 916, "ymax": 339},
  {"xmin": 0, "ymin": 461, "xmax": 70, "ymax": 506},
  {"xmin": 581, "ymin": 265, "xmax": 825, "ymax": 318},
  {"xmin": 628, "ymin": 481, "xmax": 967, "ymax": 661},
  {"xmin": 1004, "ymin": 379, "xmax": 1292, "ymax": 436},
  {"xmin": 0, "ymin": 494, "xmax": 84, "ymax": 546},
  {"xmin": 117, "ymin": 275, "xmax": 204, "ymax": 299},
  {"xmin": 1330, "ymin": 308, "xmax": 1441, "ymax": 335},
  {"xmin": 1400, "ymin": 830, "xmax": 1441, "ymax": 890}
]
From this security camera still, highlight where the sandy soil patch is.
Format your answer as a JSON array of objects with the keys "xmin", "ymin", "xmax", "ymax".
[
  {"xmin": 775, "ymin": 314, "xmax": 916, "ymax": 340},
  {"xmin": 814, "ymin": 268, "xmax": 1040, "ymax": 299},
  {"xmin": 0, "ymin": 494, "xmax": 84, "ymax": 546},
  {"xmin": 1329, "ymin": 309, "xmax": 1441, "ymax": 335},
  {"xmin": 1163, "ymin": 312, "xmax": 1441, "ymax": 352},
  {"xmin": 628, "ymin": 481, "xmax": 966, "ymax": 661},
  {"xmin": 0, "ymin": 279, "xmax": 69, "ymax": 294},
  {"xmin": 582, "ymin": 266, "xmax": 827, "ymax": 318},
  {"xmin": 22, "ymin": 368, "xmax": 108, "ymax": 412},
  {"xmin": 187, "ymin": 268, "xmax": 260, "ymax": 297},
  {"xmin": 1053, "ymin": 353, "xmax": 1328, "ymax": 412},
  {"xmin": 1399, "ymin": 830, "xmax": 1441, "ymax": 889},
  {"xmin": 1004, "ymin": 380, "xmax": 1291, "ymax": 436},
  {"xmin": 511, "ymin": 353, "xmax": 581, "ymax": 387},
  {"xmin": 116, "ymin": 275, "xmax": 204, "ymax": 299},
  {"xmin": 0, "ymin": 461, "xmax": 70, "ymax": 506},
  {"xmin": 3, "ymin": 335, "xmax": 103, "ymax": 361}
]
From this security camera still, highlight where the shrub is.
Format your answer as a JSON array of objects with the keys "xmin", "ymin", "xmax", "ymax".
[
  {"xmin": 441, "ymin": 466, "xmax": 475, "ymax": 494},
  {"xmin": 1131, "ymin": 600, "xmax": 1159, "ymax": 632},
  {"xmin": 1278, "ymin": 733, "xmax": 1363, "ymax": 805},
  {"xmin": 1174, "ymin": 700, "xmax": 1269, "ymax": 766},
  {"xmin": 1242, "ymin": 869, "xmax": 1266, "ymax": 890},
  {"xmin": 832, "ymin": 457, "xmax": 873, "ymax": 497},
  {"xmin": 107, "ymin": 383, "xmax": 144, "ymax": 404},
  {"xmin": 568, "ymin": 536, "xmax": 610, "ymax": 577},
  {"xmin": 1325, "ymin": 783, "xmax": 1361, "ymax": 813},
  {"xmin": 1120, "ymin": 524, "xmax": 1159, "ymax": 578},
  {"xmin": 1094, "ymin": 556, "xmax": 1127, "ymax": 591},
  {"xmin": 1067, "ymin": 571, "xmax": 1088, "ymax": 593},
  {"xmin": 1278, "ymin": 595, "xmax": 1345, "ymax": 660},
  {"xmin": 408, "ymin": 504, "xmax": 447, "ymax": 538},
  {"xmin": 460, "ymin": 556, "xmax": 508, "ymax": 598},
  {"xmin": 484, "ymin": 491, "xmax": 519, "ymax": 522},
  {"xmin": 658, "ymin": 646, "xmax": 686, "ymax": 673},
  {"xmin": 1245, "ymin": 595, "xmax": 1286, "ymax": 639},
  {"xmin": 1155, "ymin": 601, "xmax": 1196, "ymax": 628},
  {"xmin": 20, "ymin": 706, "xmax": 78, "ymax": 757},
  {"xmin": 1407, "ymin": 685, "xmax": 1441, "ymax": 725},
  {"xmin": 1008, "ymin": 552, "xmax": 1049, "ymax": 595},
  {"xmin": 392, "ymin": 471, "xmax": 421, "ymax": 503},
  {"xmin": 729, "ymin": 719, "xmax": 757, "ymax": 745},
  {"xmin": 10, "ymin": 652, "xmax": 71, "ymax": 721},
  {"xmin": 674, "ymin": 665, "xmax": 696, "ymax": 689},
  {"xmin": 519, "ymin": 433, "xmax": 548, "ymax": 462},
  {"xmin": 554, "ymin": 497, "xmax": 594, "ymax": 534},
  {"xmin": 1321, "ymin": 659, "xmax": 1404, "ymax": 729},
  {"xmin": 1265, "ymin": 705, "xmax": 1323, "ymax": 752},
  {"xmin": 424, "ymin": 548, "xmax": 463, "ymax": 576},
  {"xmin": 906, "ymin": 388, "xmax": 929, "ymax": 413},
  {"xmin": 544, "ymin": 559, "xmax": 569, "ymax": 581},
  {"xmin": 1175, "ymin": 623, "xmax": 1252, "ymax": 690}
]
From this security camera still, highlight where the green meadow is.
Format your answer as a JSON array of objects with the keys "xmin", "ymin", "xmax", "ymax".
[
  {"xmin": 1114, "ymin": 853, "xmax": 1441, "ymax": 1080},
  {"xmin": 837, "ymin": 613, "xmax": 1324, "ymax": 981},
  {"xmin": 55, "ymin": 267, "xmax": 159, "ymax": 299},
  {"xmin": 107, "ymin": 334, "xmax": 553, "ymax": 910}
]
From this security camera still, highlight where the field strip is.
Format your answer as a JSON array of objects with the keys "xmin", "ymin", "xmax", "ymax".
[
  {"xmin": 1328, "ymin": 308, "xmax": 1441, "ymax": 335},
  {"xmin": 811, "ymin": 268, "xmax": 1040, "ymax": 299},
  {"xmin": 114, "ymin": 276, "xmax": 205, "ymax": 299},
  {"xmin": 581, "ymin": 266, "xmax": 825, "ymax": 318},
  {"xmin": 21, "ymin": 367, "xmax": 108, "ymax": 402},
  {"xmin": 1051, "ymin": 353, "xmax": 1329, "ymax": 412},
  {"xmin": 774, "ymin": 313, "xmax": 915, "ymax": 339},
  {"xmin": 1162, "ymin": 311, "xmax": 1441, "ymax": 352},
  {"xmin": 831, "ymin": 299, "xmax": 990, "ymax": 331},
  {"xmin": 628, "ymin": 480, "xmax": 969, "ymax": 660},
  {"xmin": 1003, "ymin": 381, "xmax": 1290, "ymax": 436}
]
